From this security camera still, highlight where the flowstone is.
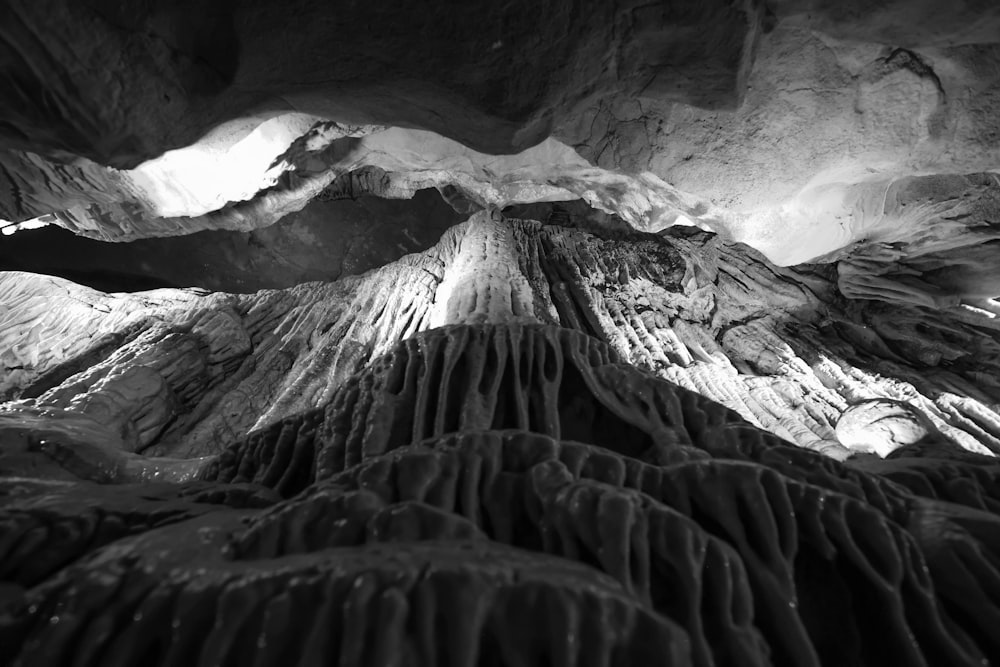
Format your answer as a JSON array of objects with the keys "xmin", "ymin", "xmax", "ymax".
[
  {"xmin": 3, "ymin": 321, "xmax": 1000, "ymax": 666},
  {"xmin": 2, "ymin": 212, "xmax": 1000, "ymax": 665}
]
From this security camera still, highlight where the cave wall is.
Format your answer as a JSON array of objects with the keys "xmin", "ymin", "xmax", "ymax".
[
  {"xmin": 2, "ymin": 1, "xmax": 999, "ymax": 273},
  {"xmin": 2, "ymin": 1, "xmax": 1000, "ymax": 665},
  {"xmin": 0, "ymin": 0, "xmax": 765, "ymax": 166}
]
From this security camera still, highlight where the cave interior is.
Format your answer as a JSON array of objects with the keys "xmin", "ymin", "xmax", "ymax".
[{"xmin": 3, "ymin": 1, "xmax": 1000, "ymax": 666}]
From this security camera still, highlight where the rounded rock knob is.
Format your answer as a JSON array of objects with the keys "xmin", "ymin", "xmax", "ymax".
[{"xmin": 835, "ymin": 398, "xmax": 937, "ymax": 457}]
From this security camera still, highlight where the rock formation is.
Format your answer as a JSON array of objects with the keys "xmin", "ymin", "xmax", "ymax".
[{"xmin": 2, "ymin": 1, "xmax": 1000, "ymax": 666}]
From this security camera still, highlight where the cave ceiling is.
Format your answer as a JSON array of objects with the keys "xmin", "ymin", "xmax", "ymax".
[{"xmin": 3, "ymin": 1, "xmax": 1000, "ymax": 666}]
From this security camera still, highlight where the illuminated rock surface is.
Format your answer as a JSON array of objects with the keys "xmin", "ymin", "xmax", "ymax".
[
  {"xmin": 2, "ymin": 1, "xmax": 1000, "ymax": 665},
  {"xmin": 4, "ymin": 210, "xmax": 1000, "ymax": 665}
]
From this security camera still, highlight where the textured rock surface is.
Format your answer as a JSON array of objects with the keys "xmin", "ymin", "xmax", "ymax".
[
  {"xmin": 3, "ymin": 270, "xmax": 1000, "ymax": 664},
  {"xmin": 3, "ymin": 3, "xmax": 1000, "ymax": 664},
  {"xmin": 0, "ymin": 0, "xmax": 763, "ymax": 165},
  {"xmin": 1, "ymin": 3, "xmax": 998, "ymax": 270},
  {"xmin": 837, "ymin": 399, "xmax": 947, "ymax": 457},
  {"xmin": 4, "ymin": 210, "xmax": 1000, "ymax": 461},
  {"xmin": 1, "ymin": 126, "xmax": 718, "ymax": 255},
  {"xmin": 1, "ymin": 211, "xmax": 1000, "ymax": 664}
]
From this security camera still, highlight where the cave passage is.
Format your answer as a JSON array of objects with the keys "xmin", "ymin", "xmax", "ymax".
[
  {"xmin": 0, "ymin": 189, "xmax": 465, "ymax": 293},
  {"xmin": 2, "ymin": 3, "xmax": 1000, "ymax": 666}
]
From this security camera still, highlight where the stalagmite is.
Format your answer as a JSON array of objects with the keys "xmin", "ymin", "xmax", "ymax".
[{"xmin": 2, "ymin": 2, "xmax": 1000, "ymax": 665}]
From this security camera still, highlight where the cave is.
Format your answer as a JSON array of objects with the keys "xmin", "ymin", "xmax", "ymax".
[{"xmin": 2, "ymin": 1, "xmax": 1000, "ymax": 666}]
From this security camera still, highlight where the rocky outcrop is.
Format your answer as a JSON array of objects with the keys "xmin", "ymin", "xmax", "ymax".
[
  {"xmin": 836, "ymin": 398, "xmax": 953, "ymax": 457},
  {"xmin": 0, "ymin": 126, "xmax": 719, "ymax": 257},
  {"xmin": 3, "ymin": 210, "xmax": 1000, "ymax": 665},
  {"xmin": 3, "ymin": 210, "xmax": 999, "ymax": 464},
  {"xmin": 4, "ymin": 323, "xmax": 1000, "ymax": 665},
  {"xmin": 3, "ymin": 5, "xmax": 1000, "ymax": 664}
]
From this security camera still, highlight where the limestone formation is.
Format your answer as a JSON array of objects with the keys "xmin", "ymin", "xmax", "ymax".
[
  {"xmin": 3, "ymin": 212, "xmax": 997, "ymax": 458},
  {"xmin": 0, "ymin": 0, "xmax": 764, "ymax": 165},
  {"xmin": 3, "ymin": 207, "xmax": 1000, "ymax": 664},
  {"xmin": 2, "ymin": 6, "xmax": 999, "ymax": 272},
  {"xmin": 2, "ymin": 2, "xmax": 1000, "ymax": 666}
]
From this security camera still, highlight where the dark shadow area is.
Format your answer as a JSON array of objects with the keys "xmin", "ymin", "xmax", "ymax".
[
  {"xmin": 502, "ymin": 199, "xmax": 632, "ymax": 233},
  {"xmin": 0, "ymin": 188, "xmax": 465, "ymax": 293}
]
